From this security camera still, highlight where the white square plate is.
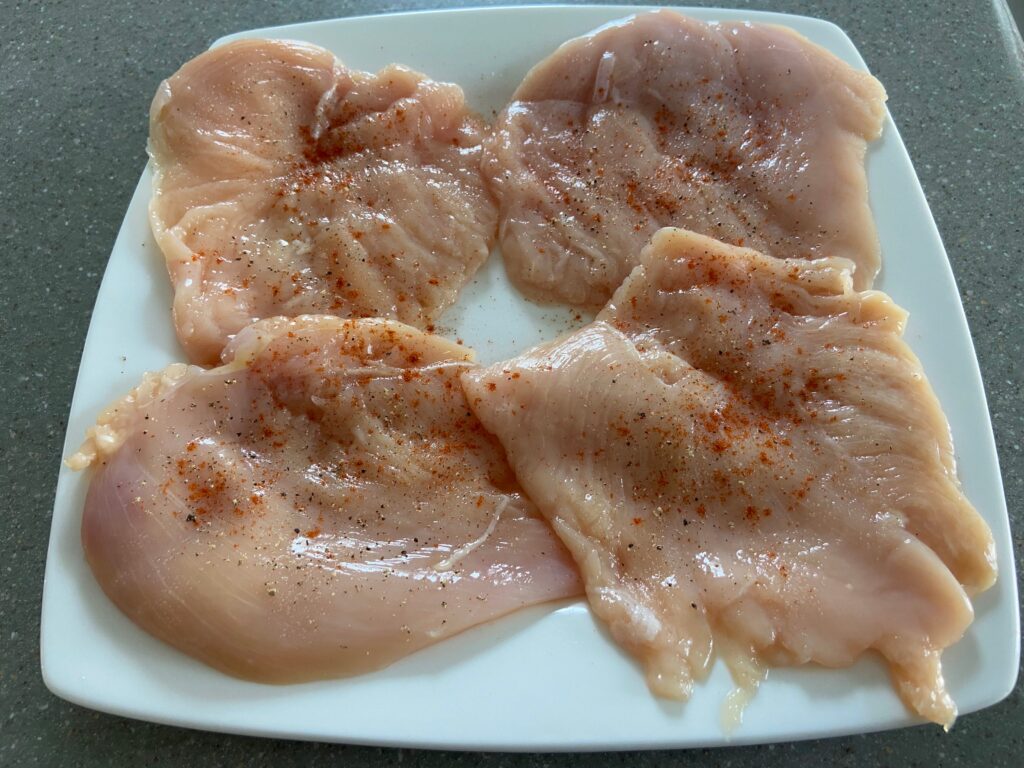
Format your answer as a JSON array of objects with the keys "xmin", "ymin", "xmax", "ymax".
[{"xmin": 41, "ymin": 4, "xmax": 1019, "ymax": 750}]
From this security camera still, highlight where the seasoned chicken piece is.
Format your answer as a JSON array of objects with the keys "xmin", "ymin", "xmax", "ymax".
[
  {"xmin": 150, "ymin": 39, "xmax": 498, "ymax": 364},
  {"xmin": 71, "ymin": 317, "xmax": 581, "ymax": 683},
  {"xmin": 462, "ymin": 229, "xmax": 995, "ymax": 726},
  {"xmin": 484, "ymin": 10, "xmax": 887, "ymax": 306}
]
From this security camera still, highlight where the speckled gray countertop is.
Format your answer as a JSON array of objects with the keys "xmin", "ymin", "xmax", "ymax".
[{"xmin": 2, "ymin": 1, "xmax": 1022, "ymax": 765}]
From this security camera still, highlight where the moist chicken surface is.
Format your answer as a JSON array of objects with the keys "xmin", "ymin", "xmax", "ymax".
[
  {"xmin": 72, "ymin": 317, "xmax": 581, "ymax": 682},
  {"xmin": 149, "ymin": 39, "xmax": 498, "ymax": 364},
  {"xmin": 462, "ymin": 229, "xmax": 995, "ymax": 726},
  {"xmin": 483, "ymin": 10, "xmax": 887, "ymax": 307}
]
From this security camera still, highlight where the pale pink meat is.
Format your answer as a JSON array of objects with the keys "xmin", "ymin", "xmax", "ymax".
[
  {"xmin": 72, "ymin": 317, "xmax": 580, "ymax": 682},
  {"xmin": 149, "ymin": 40, "xmax": 497, "ymax": 364},
  {"xmin": 484, "ymin": 10, "xmax": 887, "ymax": 306},
  {"xmin": 461, "ymin": 229, "xmax": 995, "ymax": 726}
]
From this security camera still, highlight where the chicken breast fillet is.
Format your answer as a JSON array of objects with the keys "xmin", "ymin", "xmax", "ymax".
[
  {"xmin": 71, "ymin": 317, "xmax": 581, "ymax": 683},
  {"xmin": 484, "ymin": 10, "xmax": 887, "ymax": 306},
  {"xmin": 149, "ymin": 39, "xmax": 498, "ymax": 364},
  {"xmin": 462, "ymin": 229, "xmax": 995, "ymax": 726}
]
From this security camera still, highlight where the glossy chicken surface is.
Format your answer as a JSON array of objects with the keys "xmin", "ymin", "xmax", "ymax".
[
  {"xmin": 72, "ymin": 317, "xmax": 581, "ymax": 682},
  {"xmin": 150, "ymin": 39, "xmax": 497, "ymax": 364},
  {"xmin": 462, "ymin": 229, "xmax": 995, "ymax": 726},
  {"xmin": 484, "ymin": 10, "xmax": 887, "ymax": 306}
]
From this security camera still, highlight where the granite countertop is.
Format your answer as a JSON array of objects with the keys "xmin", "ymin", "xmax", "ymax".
[{"xmin": 2, "ymin": 1, "xmax": 1021, "ymax": 765}]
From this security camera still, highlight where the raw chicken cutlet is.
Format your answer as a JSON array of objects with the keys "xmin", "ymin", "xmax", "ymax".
[
  {"xmin": 70, "ymin": 316, "xmax": 581, "ymax": 683},
  {"xmin": 484, "ymin": 10, "xmax": 887, "ymax": 307},
  {"xmin": 149, "ymin": 39, "xmax": 498, "ymax": 364},
  {"xmin": 462, "ymin": 229, "xmax": 995, "ymax": 726}
]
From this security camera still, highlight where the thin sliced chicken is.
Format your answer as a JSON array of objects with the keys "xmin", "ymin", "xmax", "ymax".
[
  {"xmin": 71, "ymin": 317, "xmax": 580, "ymax": 683},
  {"xmin": 484, "ymin": 10, "xmax": 887, "ymax": 306},
  {"xmin": 462, "ymin": 229, "xmax": 995, "ymax": 726},
  {"xmin": 150, "ymin": 39, "xmax": 497, "ymax": 364}
]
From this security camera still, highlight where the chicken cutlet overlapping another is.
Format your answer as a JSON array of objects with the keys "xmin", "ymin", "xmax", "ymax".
[
  {"xmin": 149, "ymin": 39, "xmax": 498, "ymax": 364},
  {"xmin": 484, "ymin": 10, "xmax": 887, "ymax": 307},
  {"xmin": 462, "ymin": 229, "xmax": 995, "ymax": 726},
  {"xmin": 70, "ymin": 317, "xmax": 581, "ymax": 682}
]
